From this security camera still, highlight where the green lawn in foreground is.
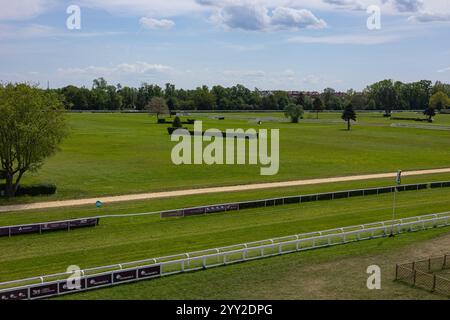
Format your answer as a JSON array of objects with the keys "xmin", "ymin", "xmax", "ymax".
[
  {"xmin": 1, "ymin": 112, "xmax": 448, "ymax": 204},
  {"xmin": 57, "ymin": 227, "xmax": 450, "ymax": 300},
  {"xmin": 1, "ymin": 187, "xmax": 449, "ymax": 282}
]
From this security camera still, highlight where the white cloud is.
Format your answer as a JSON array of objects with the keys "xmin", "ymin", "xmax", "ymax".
[
  {"xmin": 392, "ymin": 0, "xmax": 423, "ymax": 12},
  {"xmin": 57, "ymin": 62, "xmax": 173, "ymax": 77},
  {"xmin": 0, "ymin": 23, "xmax": 57, "ymax": 39},
  {"xmin": 210, "ymin": 2, "xmax": 326, "ymax": 31},
  {"xmin": 139, "ymin": 17, "xmax": 175, "ymax": 30},
  {"xmin": 215, "ymin": 3, "xmax": 270, "ymax": 31},
  {"xmin": 321, "ymin": 0, "xmax": 365, "ymax": 11},
  {"xmin": 271, "ymin": 7, "xmax": 327, "ymax": 30},
  {"xmin": 437, "ymin": 67, "xmax": 450, "ymax": 73},
  {"xmin": 0, "ymin": 0, "xmax": 54, "ymax": 21},
  {"xmin": 80, "ymin": 0, "xmax": 204, "ymax": 17},
  {"xmin": 288, "ymin": 34, "xmax": 401, "ymax": 45},
  {"xmin": 408, "ymin": 12, "xmax": 450, "ymax": 23}
]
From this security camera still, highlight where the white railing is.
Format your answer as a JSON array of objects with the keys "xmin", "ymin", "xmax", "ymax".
[{"xmin": 0, "ymin": 211, "xmax": 449, "ymax": 299}]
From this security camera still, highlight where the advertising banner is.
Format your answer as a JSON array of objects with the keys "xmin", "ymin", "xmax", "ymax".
[
  {"xmin": 138, "ymin": 265, "xmax": 161, "ymax": 279},
  {"xmin": 86, "ymin": 274, "xmax": 113, "ymax": 288},
  {"xmin": 113, "ymin": 270, "xmax": 137, "ymax": 283},
  {"xmin": 0, "ymin": 288, "xmax": 28, "ymax": 300},
  {"xmin": 30, "ymin": 283, "xmax": 58, "ymax": 298}
]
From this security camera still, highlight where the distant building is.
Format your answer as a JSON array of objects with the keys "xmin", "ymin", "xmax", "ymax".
[{"xmin": 259, "ymin": 90, "xmax": 345, "ymax": 99}]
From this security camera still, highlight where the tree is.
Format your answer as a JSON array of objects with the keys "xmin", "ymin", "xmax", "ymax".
[
  {"xmin": 172, "ymin": 116, "xmax": 182, "ymax": 128},
  {"xmin": 424, "ymin": 106, "xmax": 436, "ymax": 122},
  {"xmin": 0, "ymin": 83, "xmax": 68, "ymax": 197},
  {"xmin": 313, "ymin": 97, "xmax": 324, "ymax": 119},
  {"xmin": 146, "ymin": 97, "xmax": 169, "ymax": 120},
  {"xmin": 284, "ymin": 103, "xmax": 304, "ymax": 123},
  {"xmin": 193, "ymin": 86, "xmax": 215, "ymax": 110},
  {"xmin": 429, "ymin": 91, "xmax": 449, "ymax": 111},
  {"xmin": 366, "ymin": 80, "xmax": 398, "ymax": 115},
  {"xmin": 322, "ymin": 88, "xmax": 343, "ymax": 110},
  {"xmin": 342, "ymin": 103, "xmax": 357, "ymax": 131}
]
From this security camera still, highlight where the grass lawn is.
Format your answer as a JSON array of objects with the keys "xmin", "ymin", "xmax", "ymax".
[
  {"xmin": 1, "ymin": 172, "xmax": 450, "ymax": 226},
  {"xmin": 56, "ymin": 227, "xmax": 450, "ymax": 300},
  {"xmin": 1, "ymin": 187, "xmax": 449, "ymax": 283},
  {"xmin": 1, "ymin": 112, "xmax": 448, "ymax": 204}
]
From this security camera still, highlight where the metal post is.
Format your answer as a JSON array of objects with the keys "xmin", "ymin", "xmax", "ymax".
[
  {"xmin": 432, "ymin": 275, "xmax": 436, "ymax": 292},
  {"xmin": 390, "ymin": 188, "xmax": 397, "ymax": 237}
]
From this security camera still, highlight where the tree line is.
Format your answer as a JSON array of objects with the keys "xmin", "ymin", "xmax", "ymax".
[{"xmin": 55, "ymin": 78, "xmax": 450, "ymax": 112}]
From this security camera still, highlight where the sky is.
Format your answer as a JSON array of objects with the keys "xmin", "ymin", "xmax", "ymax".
[{"xmin": 0, "ymin": 0, "xmax": 449, "ymax": 91}]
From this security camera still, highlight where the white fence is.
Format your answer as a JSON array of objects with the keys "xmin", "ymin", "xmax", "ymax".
[{"xmin": 1, "ymin": 211, "xmax": 450, "ymax": 300}]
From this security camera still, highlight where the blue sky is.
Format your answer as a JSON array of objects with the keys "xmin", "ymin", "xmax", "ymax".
[{"xmin": 0, "ymin": 0, "xmax": 449, "ymax": 91}]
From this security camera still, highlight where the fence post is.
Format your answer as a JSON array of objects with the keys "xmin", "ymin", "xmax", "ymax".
[
  {"xmin": 428, "ymin": 258, "xmax": 431, "ymax": 272},
  {"xmin": 395, "ymin": 264, "xmax": 398, "ymax": 280},
  {"xmin": 413, "ymin": 269, "xmax": 417, "ymax": 286},
  {"xmin": 432, "ymin": 274, "xmax": 436, "ymax": 292}
]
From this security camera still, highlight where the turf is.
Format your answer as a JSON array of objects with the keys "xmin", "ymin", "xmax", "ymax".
[
  {"xmin": 1, "ymin": 187, "xmax": 449, "ymax": 283},
  {"xmin": 1, "ymin": 112, "xmax": 449, "ymax": 204},
  {"xmin": 1, "ymin": 172, "xmax": 450, "ymax": 226},
  {"xmin": 56, "ymin": 226, "xmax": 450, "ymax": 300}
]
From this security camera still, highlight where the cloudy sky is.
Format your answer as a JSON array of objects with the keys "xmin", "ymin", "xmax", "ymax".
[{"xmin": 0, "ymin": 0, "xmax": 449, "ymax": 91}]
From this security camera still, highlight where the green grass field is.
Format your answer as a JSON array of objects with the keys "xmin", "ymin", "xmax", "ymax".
[
  {"xmin": 2, "ymin": 111, "xmax": 449, "ymax": 204},
  {"xmin": 1, "ymin": 112, "xmax": 450, "ymax": 300},
  {"xmin": 56, "ymin": 227, "xmax": 450, "ymax": 300},
  {"xmin": 1, "ymin": 187, "xmax": 449, "ymax": 283}
]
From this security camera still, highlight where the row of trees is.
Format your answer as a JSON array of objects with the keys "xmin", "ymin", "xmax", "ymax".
[{"xmin": 56, "ymin": 78, "xmax": 450, "ymax": 113}]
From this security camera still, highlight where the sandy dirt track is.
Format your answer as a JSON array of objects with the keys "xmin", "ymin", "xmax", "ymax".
[{"xmin": 1, "ymin": 167, "xmax": 450, "ymax": 213}]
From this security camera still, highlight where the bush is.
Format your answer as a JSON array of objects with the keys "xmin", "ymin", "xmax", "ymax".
[
  {"xmin": 167, "ymin": 127, "xmax": 186, "ymax": 135},
  {"xmin": 157, "ymin": 118, "xmax": 167, "ymax": 124},
  {"xmin": 0, "ymin": 183, "xmax": 57, "ymax": 197},
  {"xmin": 173, "ymin": 116, "xmax": 182, "ymax": 128}
]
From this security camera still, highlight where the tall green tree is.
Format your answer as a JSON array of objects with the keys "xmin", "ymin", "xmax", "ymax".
[
  {"xmin": 0, "ymin": 83, "xmax": 68, "ymax": 197},
  {"xmin": 342, "ymin": 103, "xmax": 357, "ymax": 131},
  {"xmin": 429, "ymin": 91, "xmax": 449, "ymax": 111},
  {"xmin": 366, "ymin": 80, "xmax": 398, "ymax": 115},
  {"xmin": 313, "ymin": 97, "xmax": 324, "ymax": 119},
  {"xmin": 424, "ymin": 106, "xmax": 436, "ymax": 122},
  {"xmin": 284, "ymin": 103, "xmax": 304, "ymax": 123}
]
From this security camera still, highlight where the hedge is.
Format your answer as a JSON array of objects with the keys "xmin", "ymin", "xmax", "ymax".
[{"xmin": 0, "ymin": 184, "xmax": 57, "ymax": 197}]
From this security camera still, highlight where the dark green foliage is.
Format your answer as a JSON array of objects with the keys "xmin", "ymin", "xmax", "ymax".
[
  {"xmin": 55, "ymin": 78, "xmax": 449, "ymax": 112},
  {"xmin": 342, "ymin": 104, "xmax": 357, "ymax": 130},
  {"xmin": 284, "ymin": 103, "xmax": 304, "ymax": 123},
  {"xmin": 172, "ymin": 116, "xmax": 182, "ymax": 128},
  {"xmin": 0, "ymin": 183, "xmax": 57, "ymax": 197},
  {"xmin": 423, "ymin": 107, "xmax": 436, "ymax": 122}
]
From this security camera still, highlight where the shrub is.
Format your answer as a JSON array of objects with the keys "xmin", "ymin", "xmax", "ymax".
[
  {"xmin": 0, "ymin": 183, "xmax": 57, "ymax": 197},
  {"xmin": 173, "ymin": 116, "xmax": 182, "ymax": 128},
  {"xmin": 157, "ymin": 118, "xmax": 167, "ymax": 124}
]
